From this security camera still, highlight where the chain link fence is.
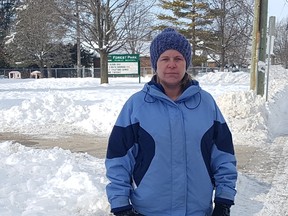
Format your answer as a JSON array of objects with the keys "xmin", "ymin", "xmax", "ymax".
[
  {"xmin": 0, "ymin": 68, "xmax": 99, "ymax": 79},
  {"xmin": 0, "ymin": 66, "xmax": 249, "ymax": 79},
  {"xmin": 0, "ymin": 67, "xmax": 156, "ymax": 79}
]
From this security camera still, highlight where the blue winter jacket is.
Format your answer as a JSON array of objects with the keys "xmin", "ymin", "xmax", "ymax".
[{"xmin": 105, "ymin": 77, "xmax": 237, "ymax": 216}]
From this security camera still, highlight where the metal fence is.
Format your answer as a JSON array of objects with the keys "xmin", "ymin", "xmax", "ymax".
[
  {"xmin": 0, "ymin": 66, "xmax": 249, "ymax": 79},
  {"xmin": 0, "ymin": 68, "xmax": 99, "ymax": 79},
  {"xmin": 0, "ymin": 67, "xmax": 155, "ymax": 79}
]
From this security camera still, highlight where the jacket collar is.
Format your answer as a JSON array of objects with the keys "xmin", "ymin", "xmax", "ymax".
[{"xmin": 144, "ymin": 73, "xmax": 201, "ymax": 103}]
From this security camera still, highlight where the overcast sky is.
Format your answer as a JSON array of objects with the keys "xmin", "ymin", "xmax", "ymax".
[{"xmin": 268, "ymin": 0, "xmax": 288, "ymax": 21}]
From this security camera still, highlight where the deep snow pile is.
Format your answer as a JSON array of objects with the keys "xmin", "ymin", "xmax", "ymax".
[
  {"xmin": 210, "ymin": 66, "xmax": 288, "ymax": 145},
  {"xmin": 0, "ymin": 65, "xmax": 288, "ymax": 215}
]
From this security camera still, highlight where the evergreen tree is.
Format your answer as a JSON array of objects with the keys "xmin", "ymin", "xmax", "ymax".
[
  {"xmin": 0, "ymin": 0, "xmax": 19, "ymax": 67},
  {"xmin": 70, "ymin": 44, "xmax": 94, "ymax": 68},
  {"xmin": 156, "ymin": 0, "xmax": 253, "ymax": 71},
  {"xmin": 0, "ymin": 0, "xmax": 19, "ymax": 39},
  {"xmin": 156, "ymin": 0, "xmax": 217, "ymax": 68}
]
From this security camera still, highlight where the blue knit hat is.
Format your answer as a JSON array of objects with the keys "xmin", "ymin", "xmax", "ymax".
[{"xmin": 150, "ymin": 28, "xmax": 191, "ymax": 72}]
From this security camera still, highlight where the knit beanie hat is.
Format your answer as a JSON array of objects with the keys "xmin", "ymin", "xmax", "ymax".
[{"xmin": 150, "ymin": 28, "xmax": 191, "ymax": 72}]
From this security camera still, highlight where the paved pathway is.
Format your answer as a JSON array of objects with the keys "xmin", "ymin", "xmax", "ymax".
[
  {"xmin": 1, "ymin": 132, "xmax": 287, "ymax": 181},
  {"xmin": 0, "ymin": 132, "xmax": 108, "ymax": 158}
]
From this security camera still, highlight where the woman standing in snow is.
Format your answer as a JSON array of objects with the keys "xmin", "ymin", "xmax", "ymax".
[{"xmin": 105, "ymin": 28, "xmax": 237, "ymax": 216}]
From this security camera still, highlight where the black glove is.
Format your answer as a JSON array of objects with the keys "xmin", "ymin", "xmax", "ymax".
[
  {"xmin": 114, "ymin": 209, "xmax": 143, "ymax": 216},
  {"xmin": 212, "ymin": 203, "xmax": 230, "ymax": 216}
]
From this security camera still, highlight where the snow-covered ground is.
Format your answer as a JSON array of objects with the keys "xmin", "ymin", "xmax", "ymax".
[{"xmin": 0, "ymin": 65, "xmax": 287, "ymax": 215}]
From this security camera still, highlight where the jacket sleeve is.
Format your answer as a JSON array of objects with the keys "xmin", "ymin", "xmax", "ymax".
[
  {"xmin": 211, "ymin": 103, "xmax": 237, "ymax": 206},
  {"xmin": 105, "ymin": 99, "xmax": 138, "ymax": 212}
]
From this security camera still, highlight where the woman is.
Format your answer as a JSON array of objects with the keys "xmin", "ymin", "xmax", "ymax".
[{"xmin": 105, "ymin": 28, "xmax": 237, "ymax": 216}]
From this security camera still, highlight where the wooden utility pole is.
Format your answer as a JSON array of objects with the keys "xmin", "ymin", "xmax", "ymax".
[
  {"xmin": 250, "ymin": 0, "xmax": 268, "ymax": 96},
  {"xmin": 256, "ymin": 0, "xmax": 268, "ymax": 96},
  {"xmin": 250, "ymin": 0, "xmax": 261, "ymax": 90}
]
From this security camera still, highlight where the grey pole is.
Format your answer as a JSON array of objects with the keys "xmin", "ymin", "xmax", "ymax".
[{"xmin": 265, "ymin": 16, "xmax": 276, "ymax": 102}]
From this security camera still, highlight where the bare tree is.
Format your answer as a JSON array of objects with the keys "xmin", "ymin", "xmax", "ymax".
[
  {"xmin": 207, "ymin": 0, "xmax": 254, "ymax": 70},
  {"xmin": 58, "ymin": 0, "xmax": 156, "ymax": 83},
  {"xmin": 274, "ymin": 18, "xmax": 288, "ymax": 69},
  {"xmin": 4, "ymin": 0, "xmax": 70, "ymax": 76},
  {"xmin": 121, "ymin": 0, "xmax": 156, "ymax": 55}
]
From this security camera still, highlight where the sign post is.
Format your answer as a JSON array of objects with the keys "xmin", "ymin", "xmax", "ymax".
[{"xmin": 266, "ymin": 16, "xmax": 276, "ymax": 101}]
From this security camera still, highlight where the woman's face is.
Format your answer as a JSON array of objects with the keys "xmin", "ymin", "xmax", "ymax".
[{"xmin": 156, "ymin": 49, "xmax": 186, "ymax": 88}]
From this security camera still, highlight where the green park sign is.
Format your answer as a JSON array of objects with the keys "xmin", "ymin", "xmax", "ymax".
[{"xmin": 108, "ymin": 54, "xmax": 140, "ymax": 75}]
